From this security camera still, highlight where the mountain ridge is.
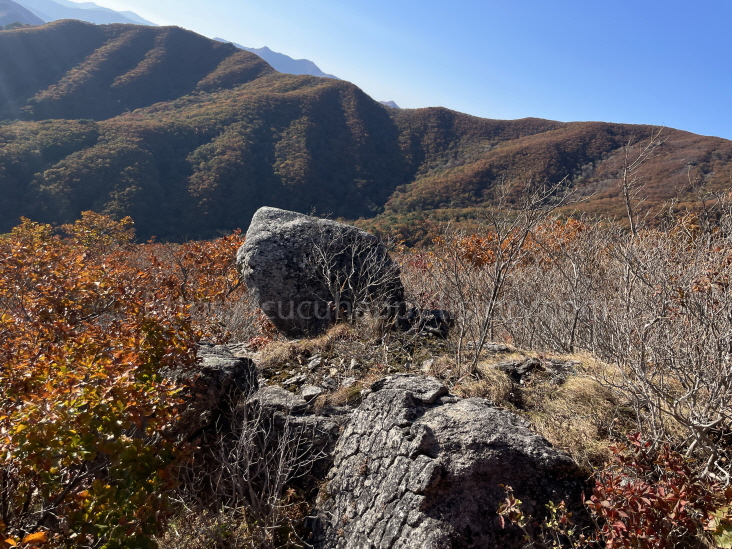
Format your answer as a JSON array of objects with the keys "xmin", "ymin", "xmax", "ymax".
[
  {"xmin": 13, "ymin": 0, "xmax": 155, "ymax": 26},
  {"xmin": 0, "ymin": 21, "xmax": 729, "ymax": 242},
  {"xmin": 0, "ymin": 0, "xmax": 44, "ymax": 26},
  {"xmin": 0, "ymin": 20, "xmax": 272, "ymax": 120}
]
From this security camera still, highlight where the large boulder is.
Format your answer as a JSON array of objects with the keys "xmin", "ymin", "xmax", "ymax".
[
  {"xmin": 237, "ymin": 207, "xmax": 404, "ymax": 337},
  {"xmin": 309, "ymin": 374, "xmax": 586, "ymax": 549}
]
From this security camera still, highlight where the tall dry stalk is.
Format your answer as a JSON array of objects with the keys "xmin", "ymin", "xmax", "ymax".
[
  {"xmin": 427, "ymin": 178, "xmax": 572, "ymax": 373},
  {"xmin": 172, "ymin": 396, "xmax": 323, "ymax": 548}
]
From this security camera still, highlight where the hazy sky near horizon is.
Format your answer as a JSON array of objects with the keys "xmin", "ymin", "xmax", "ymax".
[{"xmin": 77, "ymin": 0, "xmax": 731, "ymax": 139}]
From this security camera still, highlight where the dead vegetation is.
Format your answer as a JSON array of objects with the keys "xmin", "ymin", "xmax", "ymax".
[
  {"xmin": 250, "ymin": 321, "xmax": 631, "ymax": 476},
  {"xmin": 394, "ymin": 194, "xmax": 732, "ymax": 482}
]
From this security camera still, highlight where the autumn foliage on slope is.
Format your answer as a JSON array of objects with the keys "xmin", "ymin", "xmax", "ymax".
[
  {"xmin": 0, "ymin": 212, "xmax": 247, "ymax": 548},
  {"xmin": 4, "ymin": 207, "xmax": 732, "ymax": 548}
]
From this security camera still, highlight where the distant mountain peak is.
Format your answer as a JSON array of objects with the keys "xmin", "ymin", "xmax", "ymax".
[
  {"xmin": 0, "ymin": 0, "xmax": 44, "ymax": 26},
  {"xmin": 214, "ymin": 38, "xmax": 338, "ymax": 79},
  {"xmin": 380, "ymin": 101, "xmax": 400, "ymax": 109},
  {"xmin": 13, "ymin": 0, "xmax": 156, "ymax": 26}
]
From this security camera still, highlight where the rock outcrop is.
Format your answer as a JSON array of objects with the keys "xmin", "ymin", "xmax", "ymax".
[
  {"xmin": 496, "ymin": 357, "xmax": 578, "ymax": 385},
  {"xmin": 244, "ymin": 385, "xmax": 352, "ymax": 481},
  {"xmin": 310, "ymin": 374, "xmax": 586, "ymax": 549},
  {"xmin": 237, "ymin": 207, "xmax": 404, "ymax": 337},
  {"xmin": 165, "ymin": 343, "xmax": 258, "ymax": 441},
  {"xmin": 395, "ymin": 307, "xmax": 453, "ymax": 338},
  {"xmin": 172, "ymin": 340, "xmax": 586, "ymax": 548}
]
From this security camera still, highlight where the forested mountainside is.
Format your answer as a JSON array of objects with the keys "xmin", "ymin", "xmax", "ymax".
[
  {"xmin": 0, "ymin": 20, "xmax": 273, "ymax": 120},
  {"xmin": 1, "ymin": 20, "xmax": 731, "ymax": 241}
]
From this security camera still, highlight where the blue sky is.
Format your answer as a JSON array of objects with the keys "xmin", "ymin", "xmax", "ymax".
[{"xmin": 82, "ymin": 0, "xmax": 731, "ymax": 139}]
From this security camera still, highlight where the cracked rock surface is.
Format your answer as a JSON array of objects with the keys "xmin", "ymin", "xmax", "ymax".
[
  {"xmin": 245, "ymin": 386, "xmax": 352, "ymax": 481},
  {"xmin": 165, "ymin": 343, "xmax": 258, "ymax": 442},
  {"xmin": 310, "ymin": 374, "xmax": 586, "ymax": 549}
]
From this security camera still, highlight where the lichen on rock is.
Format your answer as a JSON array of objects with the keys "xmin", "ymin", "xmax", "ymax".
[{"xmin": 310, "ymin": 374, "xmax": 587, "ymax": 549}]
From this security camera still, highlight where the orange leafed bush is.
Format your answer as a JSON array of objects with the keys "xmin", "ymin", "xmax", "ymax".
[
  {"xmin": 0, "ymin": 213, "xmax": 250, "ymax": 548},
  {"xmin": 433, "ymin": 218, "xmax": 589, "ymax": 268},
  {"xmin": 127, "ymin": 230, "xmax": 248, "ymax": 343}
]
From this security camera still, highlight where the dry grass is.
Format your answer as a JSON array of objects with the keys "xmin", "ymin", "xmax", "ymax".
[
  {"xmin": 514, "ymin": 354, "xmax": 629, "ymax": 471},
  {"xmin": 447, "ymin": 351, "xmax": 636, "ymax": 472},
  {"xmin": 420, "ymin": 355, "xmax": 455, "ymax": 378},
  {"xmin": 257, "ymin": 323, "xmax": 356, "ymax": 371},
  {"xmin": 157, "ymin": 488, "xmax": 310, "ymax": 549},
  {"xmin": 157, "ymin": 510, "xmax": 254, "ymax": 549},
  {"xmin": 453, "ymin": 362, "xmax": 513, "ymax": 404},
  {"xmin": 572, "ymin": 353, "xmax": 690, "ymax": 445},
  {"xmin": 316, "ymin": 384, "xmax": 364, "ymax": 408},
  {"xmin": 523, "ymin": 375, "xmax": 622, "ymax": 471},
  {"xmin": 252, "ymin": 311, "xmax": 692, "ymax": 478}
]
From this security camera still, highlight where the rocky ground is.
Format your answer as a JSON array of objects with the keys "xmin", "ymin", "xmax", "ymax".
[
  {"xmin": 159, "ymin": 319, "xmax": 635, "ymax": 549},
  {"xmin": 158, "ymin": 208, "xmax": 637, "ymax": 548}
]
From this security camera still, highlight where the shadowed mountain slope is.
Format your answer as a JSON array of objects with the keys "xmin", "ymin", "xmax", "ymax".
[
  {"xmin": 0, "ymin": 75, "xmax": 408, "ymax": 240},
  {"xmin": 0, "ymin": 21, "xmax": 730, "ymax": 242}
]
